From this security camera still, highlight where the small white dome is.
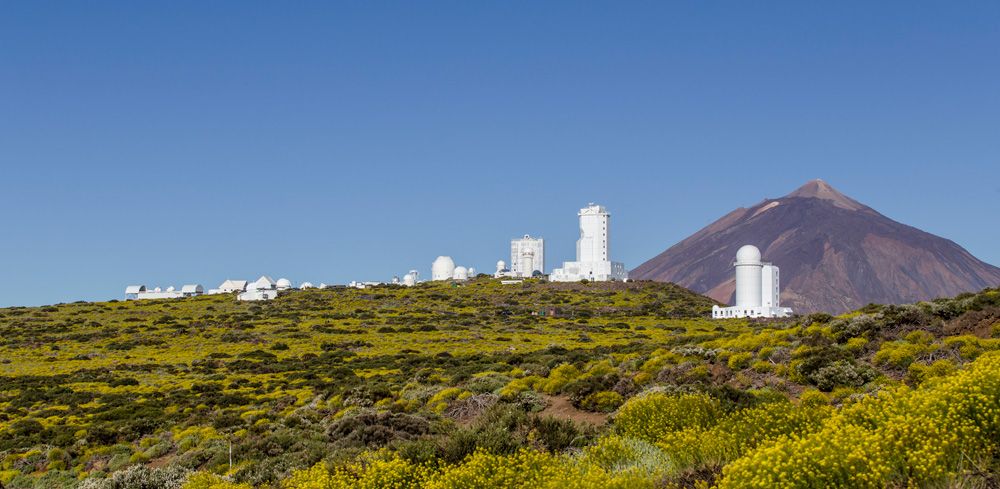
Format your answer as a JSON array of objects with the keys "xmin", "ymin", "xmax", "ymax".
[
  {"xmin": 319, "ymin": 283, "xmax": 328, "ymax": 289},
  {"xmin": 736, "ymin": 245, "xmax": 762, "ymax": 264},
  {"xmin": 453, "ymin": 266, "xmax": 469, "ymax": 280},
  {"xmin": 468, "ymin": 267, "xmax": 476, "ymax": 277},
  {"xmin": 276, "ymin": 278, "xmax": 293, "ymax": 289},
  {"xmin": 300, "ymin": 282, "xmax": 314, "ymax": 289},
  {"xmin": 496, "ymin": 260, "xmax": 506, "ymax": 271},
  {"xmin": 154, "ymin": 287, "xmax": 162, "ymax": 292},
  {"xmin": 432, "ymin": 256, "xmax": 456, "ymax": 281},
  {"xmin": 166, "ymin": 286, "xmax": 175, "ymax": 292}
]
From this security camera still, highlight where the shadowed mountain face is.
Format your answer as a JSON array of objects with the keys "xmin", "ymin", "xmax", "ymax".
[{"xmin": 631, "ymin": 180, "xmax": 1000, "ymax": 314}]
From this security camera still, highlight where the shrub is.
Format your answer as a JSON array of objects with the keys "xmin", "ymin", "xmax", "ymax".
[
  {"xmin": 809, "ymin": 360, "xmax": 877, "ymax": 391},
  {"xmin": 539, "ymin": 364, "xmax": 582, "ymax": 394},
  {"xmin": 78, "ymin": 465, "xmax": 192, "ymax": 489},
  {"xmin": 614, "ymin": 393, "xmax": 721, "ymax": 443},
  {"xmin": 181, "ymin": 473, "xmax": 252, "ymax": 489},
  {"xmin": 717, "ymin": 351, "xmax": 1000, "ymax": 488},
  {"xmin": 727, "ymin": 352, "xmax": 753, "ymax": 370},
  {"xmin": 580, "ymin": 391, "xmax": 624, "ymax": 413},
  {"xmin": 874, "ymin": 341, "xmax": 931, "ymax": 369}
]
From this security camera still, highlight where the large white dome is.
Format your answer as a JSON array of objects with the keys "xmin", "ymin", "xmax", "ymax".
[
  {"xmin": 736, "ymin": 245, "xmax": 762, "ymax": 264},
  {"xmin": 402, "ymin": 273, "xmax": 417, "ymax": 286},
  {"xmin": 432, "ymin": 256, "xmax": 456, "ymax": 281}
]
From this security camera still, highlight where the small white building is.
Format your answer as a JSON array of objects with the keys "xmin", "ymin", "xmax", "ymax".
[
  {"xmin": 209, "ymin": 279, "xmax": 249, "ymax": 294},
  {"xmin": 349, "ymin": 280, "xmax": 385, "ymax": 289},
  {"xmin": 712, "ymin": 245, "xmax": 793, "ymax": 319},
  {"xmin": 238, "ymin": 276, "xmax": 280, "ymax": 301},
  {"xmin": 550, "ymin": 204, "xmax": 628, "ymax": 282},
  {"xmin": 180, "ymin": 284, "xmax": 204, "ymax": 297},
  {"xmin": 276, "ymin": 278, "xmax": 293, "ymax": 290},
  {"xmin": 125, "ymin": 285, "xmax": 146, "ymax": 300},
  {"xmin": 126, "ymin": 284, "xmax": 203, "ymax": 300},
  {"xmin": 510, "ymin": 235, "xmax": 545, "ymax": 278}
]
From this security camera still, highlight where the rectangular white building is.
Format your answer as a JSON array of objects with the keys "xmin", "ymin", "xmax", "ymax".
[
  {"xmin": 125, "ymin": 284, "xmax": 203, "ymax": 300},
  {"xmin": 510, "ymin": 235, "xmax": 545, "ymax": 278},
  {"xmin": 550, "ymin": 203, "xmax": 628, "ymax": 282}
]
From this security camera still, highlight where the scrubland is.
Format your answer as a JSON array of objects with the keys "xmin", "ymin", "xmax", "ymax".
[{"xmin": 1, "ymin": 279, "xmax": 998, "ymax": 488}]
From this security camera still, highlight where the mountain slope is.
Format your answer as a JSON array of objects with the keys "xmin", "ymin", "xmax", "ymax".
[{"xmin": 631, "ymin": 180, "xmax": 1000, "ymax": 313}]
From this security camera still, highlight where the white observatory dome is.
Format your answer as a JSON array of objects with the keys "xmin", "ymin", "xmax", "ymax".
[
  {"xmin": 453, "ymin": 266, "xmax": 469, "ymax": 280},
  {"xmin": 468, "ymin": 267, "xmax": 476, "ymax": 277},
  {"xmin": 276, "ymin": 278, "xmax": 293, "ymax": 290},
  {"xmin": 736, "ymin": 245, "xmax": 762, "ymax": 264},
  {"xmin": 300, "ymin": 282, "xmax": 314, "ymax": 289},
  {"xmin": 432, "ymin": 256, "xmax": 456, "ymax": 281},
  {"xmin": 166, "ymin": 286, "xmax": 175, "ymax": 292},
  {"xmin": 403, "ymin": 272, "xmax": 417, "ymax": 286},
  {"xmin": 496, "ymin": 260, "xmax": 506, "ymax": 272}
]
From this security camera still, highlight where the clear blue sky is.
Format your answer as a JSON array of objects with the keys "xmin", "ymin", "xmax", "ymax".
[{"xmin": 1, "ymin": 2, "xmax": 998, "ymax": 306}]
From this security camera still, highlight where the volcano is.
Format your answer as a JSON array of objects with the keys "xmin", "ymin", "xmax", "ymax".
[{"xmin": 630, "ymin": 180, "xmax": 1000, "ymax": 314}]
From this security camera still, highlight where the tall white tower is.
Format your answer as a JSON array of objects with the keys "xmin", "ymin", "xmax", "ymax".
[
  {"xmin": 511, "ymin": 235, "xmax": 545, "ymax": 277},
  {"xmin": 576, "ymin": 204, "xmax": 609, "ymax": 263},
  {"xmin": 734, "ymin": 245, "xmax": 763, "ymax": 309}
]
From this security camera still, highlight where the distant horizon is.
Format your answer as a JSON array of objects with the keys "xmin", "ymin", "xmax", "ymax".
[
  {"xmin": 6, "ymin": 177, "xmax": 999, "ymax": 308},
  {"xmin": 2, "ymin": 2, "xmax": 998, "ymax": 306}
]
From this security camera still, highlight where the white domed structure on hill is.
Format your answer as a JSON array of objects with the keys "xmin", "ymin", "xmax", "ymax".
[
  {"xmin": 432, "ymin": 256, "xmax": 456, "ymax": 281},
  {"xmin": 453, "ymin": 266, "xmax": 469, "ymax": 281},
  {"xmin": 276, "ymin": 278, "xmax": 293, "ymax": 290},
  {"xmin": 713, "ymin": 245, "xmax": 792, "ymax": 319},
  {"xmin": 300, "ymin": 282, "xmax": 314, "ymax": 289},
  {"xmin": 403, "ymin": 270, "xmax": 418, "ymax": 286}
]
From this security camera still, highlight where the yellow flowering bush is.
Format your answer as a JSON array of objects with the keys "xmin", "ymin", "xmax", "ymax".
[
  {"xmin": 614, "ymin": 392, "xmax": 720, "ymax": 443},
  {"xmin": 718, "ymin": 351, "xmax": 1000, "ymax": 487},
  {"xmin": 282, "ymin": 456, "xmax": 432, "ymax": 489},
  {"xmin": 538, "ymin": 363, "xmax": 582, "ymax": 394},
  {"xmin": 181, "ymin": 473, "xmax": 252, "ymax": 489}
]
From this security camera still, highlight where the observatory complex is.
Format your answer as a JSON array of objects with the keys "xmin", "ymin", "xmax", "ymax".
[
  {"xmin": 550, "ymin": 203, "xmax": 628, "ymax": 282},
  {"xmin": 712, "ymin": 245, "xmax": 793, "ymax": 319}
]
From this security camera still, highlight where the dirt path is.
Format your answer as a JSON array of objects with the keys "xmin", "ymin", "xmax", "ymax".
[{"xmin": 538, "ymin": 395, "xmax": 609, "ymax": 426}]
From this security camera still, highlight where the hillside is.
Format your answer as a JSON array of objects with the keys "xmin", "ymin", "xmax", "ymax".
[
  {"xmin": 631, "ymin": 179, "xmax": 1000, "ymax": 314},
  {"xmin": 1, "ymin": 280, "xmax": 999, "ymax": 488}
]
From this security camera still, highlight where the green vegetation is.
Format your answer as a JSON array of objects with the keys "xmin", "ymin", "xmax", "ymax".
[{"xmin": 1, "ymin": 279, "xmax": 999, "ymax": 488}]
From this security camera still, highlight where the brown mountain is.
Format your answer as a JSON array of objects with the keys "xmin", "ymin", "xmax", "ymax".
[{"xmin": 631, "ymin": 180, "xmax": 1000, "ymax": 314}]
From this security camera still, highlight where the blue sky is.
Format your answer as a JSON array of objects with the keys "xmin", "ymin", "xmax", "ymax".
[{"xmin": 1, "ymin": 2, "xmax": 998, "ymax": 306}]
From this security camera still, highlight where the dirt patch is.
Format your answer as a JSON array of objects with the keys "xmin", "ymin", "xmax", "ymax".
[
  {"xmin": 147, "ymin": 453, "xmax": 174, "ymax": 468},
  {"xmin": 945, "ymin": 306, "xmax": 1000, "ymax": 338},
  {"xmin": 538, "ymin": 395, "xmax": 609, "ymax": 426}
]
